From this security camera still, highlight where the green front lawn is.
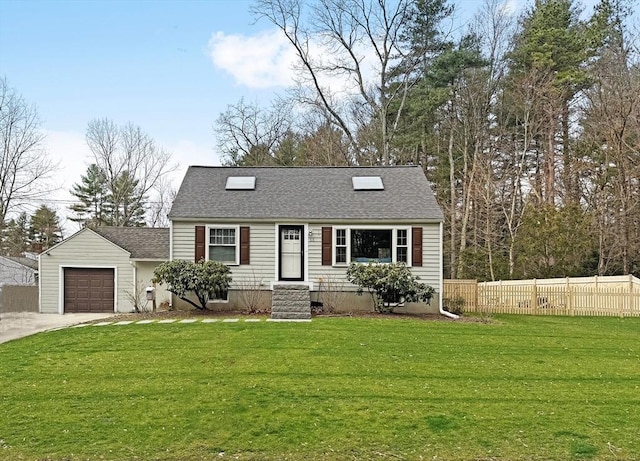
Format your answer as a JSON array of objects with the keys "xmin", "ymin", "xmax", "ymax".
[{"xmin": 1, "ymin": 315, "xmax": 639, "ymax": 460}]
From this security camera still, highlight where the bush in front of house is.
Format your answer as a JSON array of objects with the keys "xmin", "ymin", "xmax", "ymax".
[
  {"xmin": 346, "ymin": 262, "xmax": 434, "ymax": 314},
  {"xmin": 152, "ymin": 259, "xmax": 231, "ymax": 310}
]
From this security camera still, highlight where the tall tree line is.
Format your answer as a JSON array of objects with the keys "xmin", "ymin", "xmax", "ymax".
[
  {"xmin": 0, "ymin": 205, "xmax": 62, "ymax": 256},
  {"xmin": 216, "ymin": 0, "xmax": 640, "ymax": 279}
]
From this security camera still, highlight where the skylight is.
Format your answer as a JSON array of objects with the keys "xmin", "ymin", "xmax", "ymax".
[
  {"xmin": 352, "ymin": 176, "xmax": 384, "ymax": 190},
  {"xmin": 226, "ymin": 176, "xmax": 256, "ymax": 190}
]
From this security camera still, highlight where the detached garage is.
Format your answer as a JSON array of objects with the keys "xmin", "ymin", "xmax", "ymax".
[
  {"xmin": 63, "ymin": 268, "xmax": 115, "ymax": 313},
  {"xmin": 39, "ymin": 227, "xmax": 169, "ymax": 314}
]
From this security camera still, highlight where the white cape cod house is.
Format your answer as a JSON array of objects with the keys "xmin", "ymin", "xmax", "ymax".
[{"xmin": 168, "ymin": 165, "xmax": 445, "ymax": 315}]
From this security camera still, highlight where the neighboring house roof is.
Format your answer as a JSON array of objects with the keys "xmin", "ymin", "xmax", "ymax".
[
  {"xmin": 169, "ymin": 166, "xmax": 444, "ymax": 222},
  {"xmin": 92, "ymin": 227, "xmax": 170, "ymax": 260},
  {"xmin": 1, "ymin": 256, "xmax": 39, "ymax": 271}
]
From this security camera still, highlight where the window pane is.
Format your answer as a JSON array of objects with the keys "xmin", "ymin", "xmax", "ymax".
[
  {"xmin": 209, "ymin": 245, "xmax": 236, "ymax": 262},
  {"xmin": 397, "ymin": 247, "xmax": 408, "ymax": 263},
  {"xmin": 336, "ymin": 229, "xmax": 346, "ymax": 246},
  {"xmin": 210, "ymin": 229, "xmax": 220, "ymax": 244},
  {"xmin": 210, "ymin": 228, "xmax": 235, "ymax": 245},
  {"xmin": 224, "ymin": 229, "xmax": 235, "ymax": 244},
  {"xmin": 336, "ymin": 246, "xmax": 347, "ymax": 263},
  {"xmin": 397, "ymin": 229, "xmax": 407, "ymax": 246},
  {"xmin": 351, "ymin": 229, "xmax": 392, "ymax": 262}
]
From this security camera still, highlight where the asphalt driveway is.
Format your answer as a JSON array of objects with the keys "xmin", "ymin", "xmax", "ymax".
[{"xmin": 0, "ymin": 312, "xmax": 114, "ymax": 344}]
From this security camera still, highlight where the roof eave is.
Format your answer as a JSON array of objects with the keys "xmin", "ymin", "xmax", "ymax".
[{"xmin": 168, "ymin": 216, "xmax": 443, "ymax": 224}]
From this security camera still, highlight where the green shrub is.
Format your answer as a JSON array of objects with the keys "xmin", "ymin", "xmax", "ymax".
[
  {"xmin": 153, "ymin": 259, "xmax": 232, "ymax": 310},
  {"xmin": 346, "ymin": 262, "xmax": 434, "ymax": 313}
]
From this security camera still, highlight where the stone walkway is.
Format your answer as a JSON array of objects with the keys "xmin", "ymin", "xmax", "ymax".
[
  {"xmin": 0, "ymin": 314, "xmax": 311, "ymax": 344},
  {"xmin": 73, "ymin": 317, "xmax": 311, "ymax": 328}
]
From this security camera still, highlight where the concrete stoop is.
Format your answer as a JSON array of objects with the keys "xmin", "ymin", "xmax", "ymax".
[{"xmin": 270, "ymin": 284, "xmax": 312, "ymax": 320}]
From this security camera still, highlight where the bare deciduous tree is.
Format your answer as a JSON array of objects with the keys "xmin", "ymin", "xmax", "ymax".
[
  {"xmin": 214, "ymin": 98, "xmax": 294, "ymax": 165},
  {"xmin": 147, "ymin": 176, "xmax": 177, "ymax": 228},
  {"xmin": 85, "ymin": 118, "xmax": 178, "ymax": 227},
  {"xmin": 0, "ymin": 78, "xmax": 56, "ymax": 223},
  {"xmin": 252, "ymin": 0, "xmax": 447, "ymax": 164}
]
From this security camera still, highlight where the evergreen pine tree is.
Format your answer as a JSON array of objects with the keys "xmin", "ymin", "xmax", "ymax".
[
  {"xmin": 0, "ymin": 212, "xmax": 30, "ymax": 256},
  {"xmin": 29, "ymin": 205, "xmax": 62, "ymax": 250},
  {"xmin": 107, "ymin": 171, "xmax": 146, "ymax": 227},
  {"xmin": 69, "ymin": 164, "xmax": 109, "ymax": 228}
]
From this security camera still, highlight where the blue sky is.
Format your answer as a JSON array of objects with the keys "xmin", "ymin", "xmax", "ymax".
[
  {"xmin": 1, "ymin": 0, "xmax": 272, "ymax": 168},
  {"xmin": 1, "ymin": 0, "xmax": 289, "ymax": 231},
  {"xmin": 0, "ymin": 0, "xmax": 610, "ymax": 232}
]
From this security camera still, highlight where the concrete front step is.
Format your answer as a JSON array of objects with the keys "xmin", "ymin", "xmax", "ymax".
[
  {"xmin": 270, "ymin": 312, "xmax": 312, "ymax": 320},
  {"xmin": 271, "ymin": 284, "xmax": 312, "ymax": 320}
]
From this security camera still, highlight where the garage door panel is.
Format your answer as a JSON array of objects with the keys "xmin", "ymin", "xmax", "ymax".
[{"xmin": 64, "ymin": 268, "xmax": 114, "ymax": 313}]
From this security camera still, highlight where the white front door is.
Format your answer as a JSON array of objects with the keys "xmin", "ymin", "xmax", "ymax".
[{"xmin": 279, "ymin": 225, "xmax": 303, "ymax": 280}]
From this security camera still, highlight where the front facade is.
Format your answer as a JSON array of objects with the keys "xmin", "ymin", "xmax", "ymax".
[
  {"xmin": 39, "ymin": 227, "xmax": 170, "ymax": 314},
  {"xmin": 169, "ymin": 166, "xmax": 444, "ymax": 313}
]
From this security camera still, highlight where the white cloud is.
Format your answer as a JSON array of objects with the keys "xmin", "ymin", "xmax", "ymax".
[
  {"xmin": 209, "ymin": 29, "xmax": 297, "ymax": 89},
  {"xmin": 208, "ymin": 28, "xmax": 377, "ymax": 96}
]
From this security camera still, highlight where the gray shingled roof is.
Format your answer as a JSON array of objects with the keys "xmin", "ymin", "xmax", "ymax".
[
  {"xmin": 2, "ymin": 256, "xmax": 39, "ymax": 270},
  {"xmin": 169, "ymin": 166, "xmax": 443, "ymax": 222},
  {"xmin": 93, "ymin": 227, "xmax": 169, "ymax": 260}
]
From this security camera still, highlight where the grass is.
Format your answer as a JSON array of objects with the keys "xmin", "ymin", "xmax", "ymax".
[{"xmin": 1, "ymin": 315, "xmax": 639, "ymax": 460}]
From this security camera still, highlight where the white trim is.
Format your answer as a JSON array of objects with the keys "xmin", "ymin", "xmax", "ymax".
[
  {"xmin": 331, "ymin": 225, "xmax": 412, "ymax": 266},
  {"xmin": 58, "ymin": 264, "xmax": 118, "ymax": 314},
  {"xmin": 169, "ymin": 220, "xmax": 174, "ymax": 260},
  {"xmin": 38, "ymin": 254, "xmax": 42, "ymax": 313},
  {"xmin": 438, "ymin": 221, "xmax": 457, "ymax": 319},
  {"xmin": 171, "ymin": 216, "xmax": 443, "ymax": 225},
  {"xmin": 209, "ymin": 289, "xmax": 230, "ymax": 303},
  {"xmin": 205, "ymin": 225, "xmax": 240, "ymax": 265},
  {"xmin": 274, "ymin": 223, "xmax": 308, "ymax": 282},
  {"xmin": 132, "ymin": 261, "xmax": 137, "ymax": 309}
]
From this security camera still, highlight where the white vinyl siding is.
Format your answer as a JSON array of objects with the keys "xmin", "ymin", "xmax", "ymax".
[
  {"xmin": 39, "ymin": 228, "xmax": 134, "ymax": 314},
  {"xmin": 171, "ymin": 221, "xmax": 441, "ymax": 295},
  {"xmin": 134, "ymin": 261, "xmax": 172, "ymax": 309},
  {"xmin": 308, "ymin": 223, "xmax": 441, "ymax": 293},
  {"xmin": 171, "ymin": 221, "xmax": 275, "ymax": 288}
]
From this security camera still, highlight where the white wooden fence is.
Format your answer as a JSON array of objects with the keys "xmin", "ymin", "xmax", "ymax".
[{"xmin": 444, "ymin": 275, "xmax": 640, "ymax": 317}]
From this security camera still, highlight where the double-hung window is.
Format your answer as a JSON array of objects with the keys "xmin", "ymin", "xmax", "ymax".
[
  {"xmin": 333, "ymin": 227, "xmax": 411, "ymax": 265},
  {"xmin": 396, "ymin": 229, "xmax": 408, "ymax": 263},
  {"xmin": 335, "ymin": 229, "xmax": 348, "ymax": 264},
  {"xmin": 207, "ymin": 226, "xmax": 239, "ymax": 265}
]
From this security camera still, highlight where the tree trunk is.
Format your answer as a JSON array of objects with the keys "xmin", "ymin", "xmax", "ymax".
[{"xmin": 448, "ymin": 125, "xmax": 457, "ymax": 279}]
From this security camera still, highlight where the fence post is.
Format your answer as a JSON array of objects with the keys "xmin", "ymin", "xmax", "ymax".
[
  {"xmin": 566, "ymin": 277, "xmax": 570, "ymax": 315},
  {"xmin": 532, "ymin": 278, "xmax": 538, "ymax": 313},
  {"xmin": 474, "ymin": 280, "xmax": 478, "ymax": 312},
  {"xmin": 629, "ymin": 275, "xmax": 634, "ymax": 318},
  {"xmin": 570, "ymin": 286, "xmax": 575, "ymax": 316},
  {"xmin": 617, "ymin": 287, "xmax": 624, "ymax": 318},
  {"xmin": 590, "ymin": 275, "xmax": 600, "ymax": 315}
]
